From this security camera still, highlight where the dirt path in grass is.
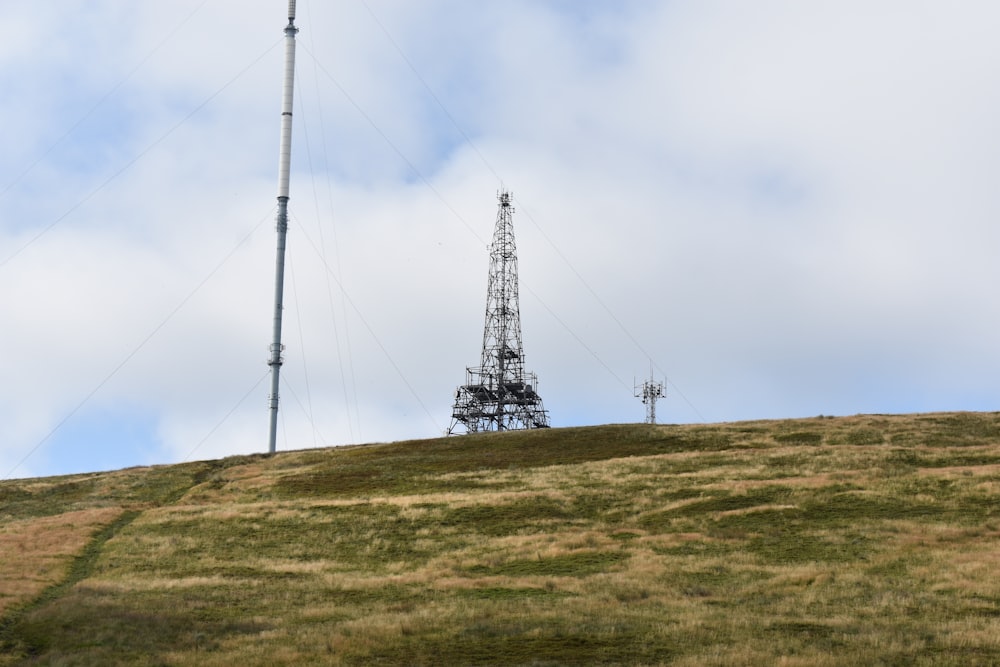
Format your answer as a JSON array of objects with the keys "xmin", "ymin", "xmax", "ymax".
[
  {"xmin": 0, "ymin": 507, "xmax": 125, "ymax": 617},
  {"xmin": 0, "ymin": 461, "xmax": 219, "ymax": 657}
]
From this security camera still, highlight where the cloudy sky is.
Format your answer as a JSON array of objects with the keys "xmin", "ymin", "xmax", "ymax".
[{"xmin": 2, "ymin": 1, "xmax": 1000, "ymax": 479}]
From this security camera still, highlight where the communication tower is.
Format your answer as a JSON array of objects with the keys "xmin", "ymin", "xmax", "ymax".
[
  {"xmin": 265, "ymin": 1, "xmax": 299, "ymax": 454},
  {"xmin": 448, "ymin": 191, "xmax": 550, "ymax": 434},
  {"xmin": 635, "ymin": 368, "xmax": 665, "ymax": 424}
]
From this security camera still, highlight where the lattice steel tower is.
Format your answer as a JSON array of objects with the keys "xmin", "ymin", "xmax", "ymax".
[
  {"xmin": 448, "ymin": 191, "xmax": 550, "ymax": 434},
  {"xmin": 635, "ymin": 367, "xmax": 665, "ymax": 424}
]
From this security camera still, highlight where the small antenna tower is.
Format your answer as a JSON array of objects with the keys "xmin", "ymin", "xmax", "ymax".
[
  {"xmin": 448, "ymin": 191, "xmax": 550, "ymax": 434},
  {"xmin": 265, "ymin": 1, "xmax": 299, "ymax": 455},
  {"xmin": 635, "ymin": 366, "xmax": 665, "ymax": 424}
]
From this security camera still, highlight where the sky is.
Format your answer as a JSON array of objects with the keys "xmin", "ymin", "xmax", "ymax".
[{"xmin": 3, "ymin": 1, "xmax": 1000, "ymax": 479}]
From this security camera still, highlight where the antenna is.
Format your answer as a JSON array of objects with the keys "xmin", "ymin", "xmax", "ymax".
[
  {"xmin": 266, "ymin": 1, "xmax": 299, "ymax": 455},
  {"xmin": 448, "ymin": 191, "xmax": 550, "ymax": 433},
  {"xmin": 634, "ymin": 365, "xmax": 665, "ymax": 424}
]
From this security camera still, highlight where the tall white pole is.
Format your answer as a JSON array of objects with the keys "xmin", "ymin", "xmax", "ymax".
[{"xmin": 267, "ymin": 1, "xmax": 298, "ymax": 454}]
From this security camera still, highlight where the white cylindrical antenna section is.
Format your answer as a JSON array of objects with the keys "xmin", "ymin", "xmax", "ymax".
[
  {"xmin": 267, "ymin": 6, "xmax": 299, "ymax": 455},
  {"xmin": 276, "ymin": 15, "xmax": 297, "ymax": 200}
]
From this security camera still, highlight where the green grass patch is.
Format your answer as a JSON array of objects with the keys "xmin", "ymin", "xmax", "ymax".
[
  {"xmin": 438, "ymin": 496, "xmax": 573, "ymax": 536},
  {"xmin": 465, "ymin": 551, "xmax": 630, "ymax": 578},
  {"xmin": 774, "ymin": 431, "xmax": 824, "ymax": 445},
  {"xmin": 452, "ymin": 586, "xmax": 570, "ymax": 601}
]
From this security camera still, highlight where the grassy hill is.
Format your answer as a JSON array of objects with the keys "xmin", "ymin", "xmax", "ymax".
[{"xmin": 2, "ymin": 413, "xmax": 1000, "ymax": 665}]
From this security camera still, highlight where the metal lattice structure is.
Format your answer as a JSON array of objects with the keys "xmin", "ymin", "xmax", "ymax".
[
  {"xmin": 448, "ymin": 192, "xmax": 550, "ymax": 434},
  {"xmin": 635, "ymin": 367, "xmax": 666, "ymax": 424}
]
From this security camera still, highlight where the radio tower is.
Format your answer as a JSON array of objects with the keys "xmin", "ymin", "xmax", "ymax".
[
  {"xmin": 265, "ymin": 1, "xmax": 299, "ymax": 455},
  {"xmin": 448, "ymin": 191, "xmax": 550, "ymax": 434},
  {"xmin": 635, "ymin": 367, "xmax": 665, "ymax": 424}
]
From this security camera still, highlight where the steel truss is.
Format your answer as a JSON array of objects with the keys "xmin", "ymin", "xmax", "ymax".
[{"xmin": 449, "ymin": 191, "xmax": 550, "ymax": 433}]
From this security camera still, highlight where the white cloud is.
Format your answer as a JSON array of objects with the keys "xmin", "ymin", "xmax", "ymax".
[{"xmin": 3, "ymin": 0, "xmax": 1000, "ymax": 478}]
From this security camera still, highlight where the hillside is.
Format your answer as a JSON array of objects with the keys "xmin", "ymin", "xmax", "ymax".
[{"xmin": 2, "ymin": 413, "xmax": 1000, "ymax": 665}]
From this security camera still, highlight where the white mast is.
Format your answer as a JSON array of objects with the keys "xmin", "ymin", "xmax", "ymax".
[{"xmin": 267, "ymin": 0, "xmax": 298, "ymax": 454}]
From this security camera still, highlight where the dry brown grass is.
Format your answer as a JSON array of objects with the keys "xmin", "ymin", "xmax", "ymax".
[{"xmin": 0, "ymin": 507, "xmax": 121, "ymax": 615}]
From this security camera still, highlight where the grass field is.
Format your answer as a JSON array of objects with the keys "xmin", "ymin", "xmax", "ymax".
[{"xmin": 2, "ymin": 412, "xmax": 1000, "ymax": 665}]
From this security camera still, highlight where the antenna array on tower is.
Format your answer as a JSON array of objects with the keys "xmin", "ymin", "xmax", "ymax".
[{"xmin": 635, "ymin": 368, "xmax": 665, "ymax": 425}]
